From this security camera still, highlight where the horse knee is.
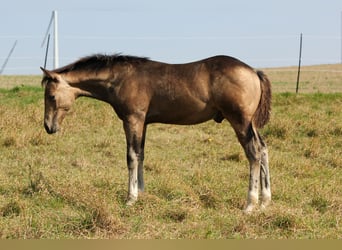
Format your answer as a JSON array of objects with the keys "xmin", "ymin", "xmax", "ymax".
[
  {"xmin": 127, "ymin": 148, "xmax": 139, "ymax": 168},
  {"xmin": 243, "ymin": 135, "xmax": 262, "ymax": 164},
  {"xmin": 235, "ymin": 124, "xmax": 261, "ymax": 161},
  {"xmin": 246, "ymin": 142, "xmax": 261, "ymax": 163}
]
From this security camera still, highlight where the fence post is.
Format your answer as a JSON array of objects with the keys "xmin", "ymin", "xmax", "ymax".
[{"xmin": 296, "ymin": 33, "xmax": 303, "ymax": 94}]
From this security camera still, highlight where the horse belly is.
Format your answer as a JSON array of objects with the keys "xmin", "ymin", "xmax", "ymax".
[{"xmin": 146, "ymin": 100, "xmax": 216, "ymax": 125}]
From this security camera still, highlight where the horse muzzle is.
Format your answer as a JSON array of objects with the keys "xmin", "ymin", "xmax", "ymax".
[{"xmin": 44, "ymin": 122, "xmax": 58, "ymax": 134}]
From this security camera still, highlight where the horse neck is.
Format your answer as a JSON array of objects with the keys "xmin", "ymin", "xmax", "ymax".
[{"xmin": 63, "ymin": 71, "xmax": 112, "ymax": 102}]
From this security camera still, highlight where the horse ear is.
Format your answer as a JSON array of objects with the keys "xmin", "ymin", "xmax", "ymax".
[
  {"xmin": 40, "ymin": 67, "xmax": 59, "ymax": 82},
  {"xmin": 40, "ymin": 67, "xmax": 53, "ymax": 78}
]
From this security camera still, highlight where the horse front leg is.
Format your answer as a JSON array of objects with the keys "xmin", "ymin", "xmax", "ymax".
[
  {"xmin": 126, "ymin": 145, "xmax": 139, "ymax": 205},
  {"xmin": 123, "ymin": 117, "xmax": 145, "ymax": 206},
  {"xmin": 137, "ymin": 125, "xmax": 147, "ymax": 193}
]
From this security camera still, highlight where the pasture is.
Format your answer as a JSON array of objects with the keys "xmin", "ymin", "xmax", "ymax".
[{"xmin": 0, "ymin": 65, "xmax": 341, "ymax": 239}]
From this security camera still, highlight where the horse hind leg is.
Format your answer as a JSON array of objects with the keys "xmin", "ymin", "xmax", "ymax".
[
  {"xmin": 234, "ymin": 123, "xmax": 263, "ymax": 213},
  {"xmin": 258, "ymin": 132, "xmax": 271, "ymax": 210},
  {"xmin": 238, "ymin": 125, "xmax": 271, "ymax": 213}
]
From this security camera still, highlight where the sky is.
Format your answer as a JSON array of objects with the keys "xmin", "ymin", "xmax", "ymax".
[{"xmin": 1, "ymin": 0, "xmax": 342, "ymax": 75}]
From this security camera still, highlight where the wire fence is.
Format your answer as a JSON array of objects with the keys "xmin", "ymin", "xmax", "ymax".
[{"xmin": 0, "ymin": 34, "xmax": 341, "ymax": 75}]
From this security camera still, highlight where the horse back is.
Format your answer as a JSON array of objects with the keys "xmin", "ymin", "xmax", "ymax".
[{"xmin": 116, "ymin": 56, "xmax": 262, "ymax": 125}]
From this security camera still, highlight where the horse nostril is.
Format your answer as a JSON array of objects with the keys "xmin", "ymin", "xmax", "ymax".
[{"xmin": 44, "ymin": 123, "xmax": 54, "ymax": 134}]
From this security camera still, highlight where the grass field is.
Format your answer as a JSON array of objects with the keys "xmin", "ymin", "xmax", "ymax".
[
  {"xmin": 0, "ymin": 65, "xmax": 341, "ymax": 239},
  {"xmin": 264, "ymin": 64, "xmax": 342, "ymax": 93}
]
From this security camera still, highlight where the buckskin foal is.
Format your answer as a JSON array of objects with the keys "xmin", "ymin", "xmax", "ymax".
[{"xmin": 41, "ymin": 54, "xmax": 272, "ymax": 213}]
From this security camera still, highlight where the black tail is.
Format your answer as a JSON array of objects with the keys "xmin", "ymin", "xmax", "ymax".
[{"xmin": 253, "ymin": 70, "xmax": 272, "ymax": 128}]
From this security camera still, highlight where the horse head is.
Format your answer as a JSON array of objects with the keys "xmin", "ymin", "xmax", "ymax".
[{"xmin": 41, "ymin": 67, "xmax": 76, "ymax": 134}]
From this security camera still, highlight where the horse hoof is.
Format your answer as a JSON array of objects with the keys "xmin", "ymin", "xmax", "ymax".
[
  {"xmin": 260, "ymin": 201, "xmax": 271, "ymax": 211},
  {"xmin": 126, "ymin": 200, "xmax": 135, "ymax": 206},
  {"xmin": 244, "ymin": 204, "xmax": 256, "ymax": 214},
  {"xmin": 126, "ymin": 197, "xmax": 137, "ymax": 206}
]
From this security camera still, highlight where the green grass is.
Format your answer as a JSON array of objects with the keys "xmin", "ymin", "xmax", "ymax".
[{"xmin": 0, "ymin": 75, "xmax": 342, "ymax": 238}]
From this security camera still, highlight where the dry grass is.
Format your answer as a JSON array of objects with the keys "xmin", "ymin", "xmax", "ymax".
[
  {"xmin": 0, "ymin": 75, "xmax": 41, "ymax": 89},
  {"xmin": 263, "ymin": 64, "xmax": 342, "ymax": 93},
  {"xmin": 0, "ymin": 66, "xmax": 341, "ymax": 238}
]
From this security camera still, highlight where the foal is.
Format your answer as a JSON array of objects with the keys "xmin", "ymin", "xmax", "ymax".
[{"xmin": 41, "ymin": 54, "xmax": 272, "ymax": 213}]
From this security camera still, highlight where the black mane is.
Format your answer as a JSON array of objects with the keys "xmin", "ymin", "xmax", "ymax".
[
  {"xmin": 54, "ymin": 53, "xmax": 150, "ymax": 74},
  {"xmin": 41, "ymin": 54, "xmax": 149, "ymax": 86}
]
